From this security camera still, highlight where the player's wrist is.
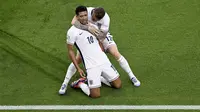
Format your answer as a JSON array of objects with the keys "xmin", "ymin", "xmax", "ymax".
[{"xmin": 76, "ymin": 66, "xmax": 82, "ymax": 71}]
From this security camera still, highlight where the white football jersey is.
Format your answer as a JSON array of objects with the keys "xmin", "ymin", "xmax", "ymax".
[
  {"xmin": 87, "ymin": 7, "xmax": 110, "ymax": 33},
  {"xmin": 67, "ymin": 26, "xmax": 111, "ymax": 69}
]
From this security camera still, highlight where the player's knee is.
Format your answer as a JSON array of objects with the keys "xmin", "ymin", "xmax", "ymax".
[
  {"xmin": 90, "ymin": 88, "xmax": 100, "ymax": 98},
  {"xmin": 114, "ymin": 82, "xmax": 121, "ymax": 89},
  {"xmin": 111, "ymin": 78, "xmax": 122, "ymax": 89},
  {"xmin": 114, "ymin": 52, "xmax": 121, "ymax": 60},
  {"xmin": 108, "ymin": 47, "xmax": 121, "ymax": 60}
]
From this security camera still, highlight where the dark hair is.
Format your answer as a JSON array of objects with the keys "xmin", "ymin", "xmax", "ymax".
[
  {"xmin": 75, "ymin": 5, "xmax": 87, "ymax": 15},
  {"xmin": 94, "ymin": 7, "xmax": 105, "ymax": 20}
]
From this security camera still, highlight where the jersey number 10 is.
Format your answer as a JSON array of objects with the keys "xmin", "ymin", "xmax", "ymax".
[{"xmin": 87, "ymin": 36, "xmax": 94, "ymax": 44}]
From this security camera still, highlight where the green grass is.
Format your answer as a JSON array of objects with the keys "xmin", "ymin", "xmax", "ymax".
[{"xmin": 0, "ymin": 0, "xmax": 200, "ymax": 111}]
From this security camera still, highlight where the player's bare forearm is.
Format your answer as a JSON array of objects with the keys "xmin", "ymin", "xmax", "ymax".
[
  {"xmin": 73, "ymin": 20, "xmax": 106, "ymax": 41},
  {"xmin": 98, "ymin": 41, "xmax": 105, "ymax": 52},
  {"xmin": 71, "ymin": 16, "xmax": 77, "ymax": 25},
  {"xmin": 73, "ymin": 21, "xmax": 103, "ymax": 38},
  {"xmin": 67, "ymin": 44, "xmax": 81, "ymax": 70},
  {"xmin": 97, "ymin": 31, "xmax": 107, "ymax": 42},
  {"xmin": 73, "ymin": 20, "xmax": 89, "ymax": 30},
  {"xmin": 71, "ymin": 16, "xmax": 88, "ymax": 30}
]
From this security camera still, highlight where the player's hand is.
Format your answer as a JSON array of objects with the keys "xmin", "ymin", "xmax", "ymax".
[
  {"xmin": 97, "ymin": 30, "xmax": 106, "ymax": 41},
  {"xmin": 77, "ymin": 68, "xmax": 86, "ymax": 78},
  {"xmin": 88, "ymin": 25, "xmax": 100, "ymax": 36}
]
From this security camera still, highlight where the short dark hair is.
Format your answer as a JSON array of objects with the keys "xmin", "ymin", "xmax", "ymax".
[
  {"xmin": 75, "ymin": 5, "xmax": 87, "ymax": 15},
  {"xmin": 94, "ymin": 7, "xmax": 105, "ymax": 20}
]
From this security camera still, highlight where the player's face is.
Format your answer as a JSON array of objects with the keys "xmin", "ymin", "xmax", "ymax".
[
  {"xmin": 77, "ymin": 11, "xmax": 88, "ymax": 25},
  {"xmin": 92, "ymin": 13, "xmax": 98, "ymax": 22}
]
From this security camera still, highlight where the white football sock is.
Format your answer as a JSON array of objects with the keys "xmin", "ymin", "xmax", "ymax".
[
  {"xmin": 63, "ymin": 63, "xmax": 77, "ymax": 85},
  {"xmin": 79, "ymin": 83, "xmax": 90, "ymax": 96},
  {"xmin": 101, "ymin": 76, "xmax": 111, "ymax": 87},
  {"xmin": 118, "ymin": 55, "xmax": 136, "ymax": 79}
]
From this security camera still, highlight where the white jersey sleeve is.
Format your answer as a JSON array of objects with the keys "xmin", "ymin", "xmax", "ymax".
[
  {"xmin": 87, "ymin": 7, "xmax": 94, "ymax": 22},
  {"xmin": 98, "ymin": 13, "xmax": 110, "ymax": 33},
  {"xmin": 66, "ymin": 27, "xmax": 77, "ymax": 45}
]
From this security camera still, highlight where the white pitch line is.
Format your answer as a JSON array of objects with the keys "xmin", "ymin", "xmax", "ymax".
[{"xmin": 0, "ymin": 105, "xmax": 200, "ymax": 110}]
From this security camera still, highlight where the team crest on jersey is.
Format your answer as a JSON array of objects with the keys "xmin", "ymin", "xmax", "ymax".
[{"xmin": 89, "ymin": 80, "xmax": 93, "ymax": 85}]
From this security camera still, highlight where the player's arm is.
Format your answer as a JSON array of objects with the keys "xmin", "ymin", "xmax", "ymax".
[
  {"xmin": 71, "ymin": 15, "xmax": 101, "ymax": 36},
  {"xmin": 67, "ymin": 44, "xmax": 80, "ymax": 70},
  {"xmin": 85, "ymin": 23, "xmax": 106, "ymax": 42},
  {"xmin": 98, "ymin": 40, "xmax": 105, "ymax": 52},
  {"xmin": 100, "ymin": 24, "xmax": 109, "ymax": 34},
  {"xmin": 66, "ymin": 30, "xmax": 85, "ymax": 77},
  {"xmin": 71, "ymin": 15, "xmax": 89, "ymax": 30},
  {"xmin": 67, "ymin": 44, "xmax": 85, "ymax": 77},
  {"xmin": 96, "ymin": 30, "xmax": 107, "ymax": 42},
  {"xmin": 95, "ymin": 14, "xmax": 110, "ymax": 42},
  {"xmin": 71, "ymin": 16, "xmax": 89, "ymax": 30},
  {"xmin": 71, "ymin": 16, "xmax": 77, "ymax": 25},
  {"xmin": 101, "ymin": 13, "xmax": 110, "ymax": 33},
  {"xmin": 98, "ymin": 14, "xmax": 110, "ymax": 37}
]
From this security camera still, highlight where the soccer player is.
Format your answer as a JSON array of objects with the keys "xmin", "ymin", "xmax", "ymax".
[
  {"xmin": 66, "ymin": 6, "xmax": 121, "ymax": 98},
  {"xmin": 59, "ymin": 6, "xmax": 140, "ymax": 95}
]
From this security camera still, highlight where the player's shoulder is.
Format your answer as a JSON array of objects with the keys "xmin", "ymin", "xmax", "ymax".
[
  {"xmin": 98, "ymin": 12, "xmax": 110, "ymax": 24},
  {"xmin": 68, "ymin": 26, "xmax": 80, "ymax": 33},
  {"xmin": 87, "ymin": 7, "xmax": 95, "ymax": 11},
  {"xmin": 103, "ymin": 13, "xmax": 110, "ymax": 21},
  {"xmin": 67, "ymin": 26, "xmax": 79, "ymax": 36},
  {"xmin": 87, "ymin": 7, "xmax": 94, "ymax": 15}
]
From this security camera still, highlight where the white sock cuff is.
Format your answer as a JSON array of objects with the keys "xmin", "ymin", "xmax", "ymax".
[
  {"xmin": 68, "ymin": 63, "xmax": 76, "ymax": 73},
  {"xmin": 117, "ymin": 55, "xmax": 124, "ymax": 62}
]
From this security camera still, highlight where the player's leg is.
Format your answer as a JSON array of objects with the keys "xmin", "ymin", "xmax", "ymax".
[
  {"xmin": 108, "ymin": 45, "xmax": 140, "ymax": 87},
  {"xmin": 63, "ymin": 52, "xmax": 82, "ymax": 84},
  {"xmin": 73, "ymin": 81, "xmax": 100, "ymax": 98},
  {"xmin": 70, "ymin": 77, "xmax": 89, "ymax": 95},
  {"xmin": 71, "ymin": 67, "xmax": 101, "ymax": 98},
  {"xmin": 59, "ymin": 51, "xmax": 82, "ymax": 94},
  {"xmin": 111, "ymin": 77, "xmax": 121, "ymax": 89},
  {"xmin": 102, "ymin": 33, "xmax": 140, "ymax": 87},
  {"xmin": 100, "ymin": 76, "xmax": 111, "ymax": 87},
  {"xmin": 71, "ymin": 81, "xmax": 100, "ymax": 98},
  {"xmin": 87, "ymin": 67, "xmax": 101, "ymax": 98},
  {"xmin": 101, "ymin": 63, "xmax": 121, "ymax": 88},
  {"xmin": 89, "ymin": 88, "xmax": 100, "ymax": 98}
]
